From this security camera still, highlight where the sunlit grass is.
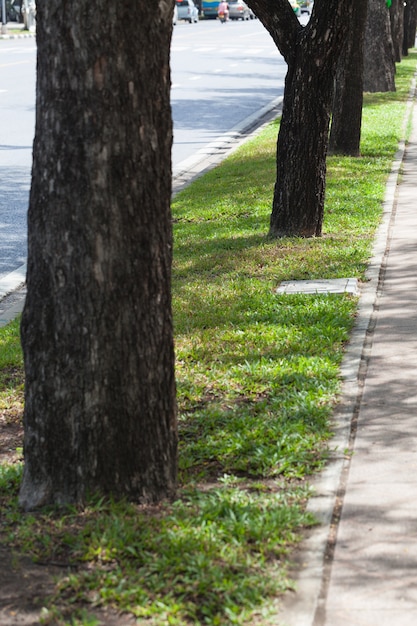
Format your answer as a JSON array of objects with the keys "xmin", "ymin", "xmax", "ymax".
[
  {"xmin": 0, "ymin": 51, "xmax": 416, "ymax": 626},
  {"xmin": 0, "ymin": 317, "xmax": 24, "ymax": 418}
]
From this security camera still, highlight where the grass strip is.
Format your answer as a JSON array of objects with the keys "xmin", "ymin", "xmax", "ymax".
[{"xmin": 0, "ymin": 52, "xmax": 416, "ymax": 625}]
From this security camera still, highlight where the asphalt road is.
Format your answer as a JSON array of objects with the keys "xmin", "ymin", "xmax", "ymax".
[
  {"xmin": 171, "ymin": 17, "xmax": 287, "ymax": 170},
  {"xmin": 0, "ymin": 19, "xmax": 291, "ymax": 281},
  {"xmin": 0, "ymin": 38, "xmax": 35, "ymax": 280}
]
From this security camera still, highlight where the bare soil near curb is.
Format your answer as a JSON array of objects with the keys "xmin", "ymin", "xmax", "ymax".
[{"xmin": 0, "ymin": 413, "xmax": 137, "ymax": 626}]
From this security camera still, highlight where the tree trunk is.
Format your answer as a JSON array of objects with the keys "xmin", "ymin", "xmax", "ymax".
[
  {"xmin": 19, "ymin": 0, "xmax": 177, "ymax": 510},
  {"xmin": 245, "ymin": 0, "xmax": 354, "ymax": 238},
  {"xmin": 269, "ymin": 55, "xmax": 334, "ymax": 237},
  {"xmin": 364, "ymin": 0, "xmax": 396, "ymax": 92},
  {"xmin": 390, "ymin": 0, "xmax": 404, "ymax": 62},
  {"xmin": 407, "ymin": 0, "xmax": 417, "ymax": 50},
  {"xmin": 403, "ymin": 0, "xmax": 411, "ymax": 54},
  {"xmin": 329, "ymin": 0, "xmax": 368, "ymax": 156},
  {"xmin": 403, "ymin": 0, "xmax": 417, "ymax": 54}
]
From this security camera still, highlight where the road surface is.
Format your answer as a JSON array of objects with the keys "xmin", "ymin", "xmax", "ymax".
[{"xmin": 0, "ymin": 19, "xmax": 290, "ymax": 281}]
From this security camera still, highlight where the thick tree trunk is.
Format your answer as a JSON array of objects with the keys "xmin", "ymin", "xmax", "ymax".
[
  {"xmin": 329, "ymin": 0, "xmax": 368, "ymax": 156},
  {"xmin": 390, "ymin": 0, "xmax": 404, "ymax": 62},
  {"xmin": 19, "ymin": 0, "xmax": 177, "ymax": 510},
  {"xmin": 245, "ymin": 0, "xmax": 353, "ymax": 238},
  {"xmin": 403, "ymin": 0, "xmax": 411, "ymax": 54},
  {"xmin": 364, "ymin": 0, "xmax": 396, "ymax": 92},
  {"xmin": 269, "ymin": 57, "xmax": 334, "ymax": 237},
  {"xmin": 407, "ymin": 0, "xmax": 417, "ymax": 49},
  {"xmin": 403, "ymin": 0, "xmax": 417, "ymax": 54}
]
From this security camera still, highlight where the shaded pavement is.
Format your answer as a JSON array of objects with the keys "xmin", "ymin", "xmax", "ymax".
[{"xmin": 280, "ymin": 78, "xmax": 417, "ymax": 626}]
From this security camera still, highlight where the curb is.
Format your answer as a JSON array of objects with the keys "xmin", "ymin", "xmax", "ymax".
[
  {"xmin": 0, "ymin": 32, "xmax": 35, "ymax": 39},
  {"xmin": 0, "ymin": 264, "xmax": 27, "ymax": 327},
  {"xmin": 172, "ymin": 95, "xmax": 283, "ymax": 194},
  {"xmin": 0, "ymin": 24, "xmax": 35, "ymax": 39},
  {"xmin": 276, "ymin": 78, "xmax": 417, "ymax": 626},
  {"xmin": 0, "ymin": 294, "xmax": 25, "ymax": 327}
]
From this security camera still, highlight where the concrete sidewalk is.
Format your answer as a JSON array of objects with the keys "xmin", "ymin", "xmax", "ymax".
[
  {"xmin": 279, "ymin": 84, "xmax": 417, "ymax": 625},
  {"xmin": 320, "ymin": 91, "xmax": 417, "ymax": 626}
]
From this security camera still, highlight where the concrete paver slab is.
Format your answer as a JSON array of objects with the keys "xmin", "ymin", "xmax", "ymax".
[{"xmin": 276, "ymin": 278, "xmax": 359, "ymax": 295}]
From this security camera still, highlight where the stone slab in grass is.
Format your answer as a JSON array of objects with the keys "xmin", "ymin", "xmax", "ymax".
[{"xmin": 276, "ymin": 278, "xmax": 359, "ymax": 295}]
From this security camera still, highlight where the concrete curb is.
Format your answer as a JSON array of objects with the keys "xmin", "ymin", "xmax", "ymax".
[
  {"xmin": 0, "ymin": 23, "xmax": 35, "ymax": 39},
  {"xmin": 172, "ymin": 95, "xmax": 283, "ymax": 194},
  {"xmin": 0, "ymin": 264, "xmax": 26, "ymax": 327},
  {"xmin": 0, "ymin": 31, "xmax": 35, "ymax": 39},
  {"xmin": 276, "ymin": 77, "xmax": 417, "ymax": 626},
  {"xmin": 0, "ymin": 295, "xmax": 25, "ymax": 327}
]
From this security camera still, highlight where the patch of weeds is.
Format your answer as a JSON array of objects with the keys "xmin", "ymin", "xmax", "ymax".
[
  {"xmin": 0, "ymin": 317, "xmax": 23, "ymax": 371},
  {"xmin": 176, "ymin": 292, "xmax": 356, "ymax": 482},
  {"xmin": 0, "ymin": 318, "xmax": 24, "ymax": 422},
  {"xmin": 39, "ymin": 606, "xmax": 102, "ymax": 625},
  {"xmin": 1, "ymin": 484, "xmax": 315, "ymax": 625},
  {"xmin": 0, "ymin": 462, "xmax": 22, "ymax": 496}
]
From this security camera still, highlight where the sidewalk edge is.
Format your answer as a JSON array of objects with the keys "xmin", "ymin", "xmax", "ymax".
[
  {"xmin": 0, "ymin": 264, "xmax": 27, "ymax": 327},
  {"xmin": 276, "ymin": 76, "xmax": 417, "ymax": 626}
]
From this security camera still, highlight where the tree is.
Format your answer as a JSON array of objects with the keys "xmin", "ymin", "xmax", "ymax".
[
  {"xmin": 390, "ymin": 0, "xmax": 404, "ymax": 62},
  {"xmin": 329, "ymin": 0, "xmax": 368, "ymax": 156},
  {"xmin": 364, "ymin": 0, "xmax": 396, "ymax": 92},
  {"xmin": 406, "ymin": 0, "xmax": 417, "ymax": 52},
  {"xmin": 403, "ymin": 0, "xmax": 417, "ymax": 55},
  {"xmin": 19, "ymin": 0, "xmax": 178, "ymax": 510},
  {"xmin": 246, "ymin": 0, "xmax": 354, "ymax": 237}
]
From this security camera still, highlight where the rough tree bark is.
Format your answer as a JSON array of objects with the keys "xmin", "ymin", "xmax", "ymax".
[
  {"xmin": 407, "ymin": 0, "xmax": 417, "ymax": 51},
  {"xmin": 19, "ymin": 0, "xmax": 177, "ymax": 510},
  {"xmin": 364, "ymin": 0, "xmax": 396, "ymax": 92},
  {"xmin": 329, "ymin": 0, "xmax": 368, "ymax": 156},
  {"xmin": 246, "ymin": 0, "xmax": 353, "ymax": 238},
  {"xmin": 390, "ymin": 0, "xmax": 404, "ymax": 62},
  {"xmin": 403, "ymin": 0, "xmax": 417, "ymax": 54}
]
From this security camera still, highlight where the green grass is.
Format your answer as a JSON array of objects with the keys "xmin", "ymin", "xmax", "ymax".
[
  {"xmin": 1, "ymin": 52, "xmax": 416, "ymax": 625},
  {"xmin": 0, "ymin": 317, "xmax": 22, "ymax": 370},
  {"xmin": 2, "ymin": 473, "xmax": 314, "ymax": 625},
  {"xmin": 0, "ymin": 317, "xmax": 24, "ymax": 419}
]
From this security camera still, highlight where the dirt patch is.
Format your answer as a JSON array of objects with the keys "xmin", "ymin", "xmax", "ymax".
[
  {"xmin": 0, "ymin": 411, "xmax": 140, "ymax": 625},
  {"xmin": 0, "ymin": 417, "xmax": 23, "ymax": 465},
  {"xmin": 0, "ymin": 544, "xmax": 137, "ymax": 625}
]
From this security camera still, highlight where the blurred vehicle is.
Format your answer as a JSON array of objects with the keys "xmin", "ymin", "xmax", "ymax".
[
  {"xmin": 176, "ymin": 0, "xmax": 199, "ymax": 22},
  {"xmin": 299, "ymin": 0, "xmax": 312, "ymax": 13},
  {"xmin": 217, "ymin": 0, "xmax": 229, "ymax": 22},
  {"xmin": 228, "ymin": 0, "xmax": 251, "ymax": 20},
  {"xmin": 248, "ymin": 7, "xmax": 257, "ymax": 18},
  {"xmin": 173, "ymin": 3, "xmax": 178, "ymax": 24},
  {"xmin": 289, "ymin": 0, "xmax": 301, "ymax": 16},
  {"xmin": 202, "ymin": 0, "xmax": 218, "ymax": 18}
]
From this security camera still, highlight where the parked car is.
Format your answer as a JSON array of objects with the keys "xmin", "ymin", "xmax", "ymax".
[
  {"xmin": 175, "ymin": 0, "xmax": 199, "ymax": 23},
  {"xmin": 228, "ymin": 0, "xmax": 251, "ymax": 20},
  {"xmin": 289, "ymin": 0, "xmax": 301, "ymax": 16},
  {"xmin": 173, "ymin": 3, "xmax": 178, "ymax": 24}
]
